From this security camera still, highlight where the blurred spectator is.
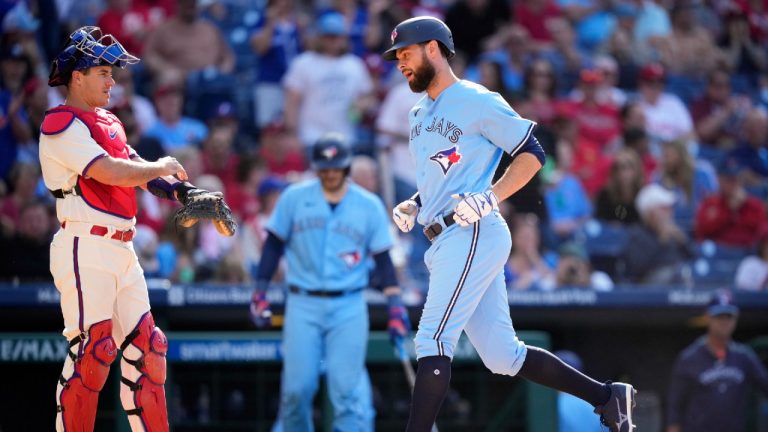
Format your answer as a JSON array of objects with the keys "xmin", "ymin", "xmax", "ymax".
[
  {"xmin": 518, "ymin": 58, "xmax": 559, "ymax": 125},
  {"xmin": 543, "ymin": 139, "xmax": 593, "ymax": 245},
  {"xmin": 97, "ymin": 0, "xmax": 168, "ymax": 56},
  {"xmin": 666, "ymin": 290, "xmax": 768, "ymax": 432},
  {"xmin": 488, "ymin": 25, "xmax": 536, "ymax": 95},
  {"xmin": 690, "ymin": 67, "xmax": 752, "ymax": 154},
  {"xmin": 0, "ymin": 161, "xmax": 40, "ymax": 236},
  {"xmin": 376, "ymin": 79, "xmax": 423, "ymax": 204},
  {"xmin": 214, "ymin": 253, "xmax": 248, "ymax": 284},
  {"xmin": 557, "ymin": 0, "xmax": 616, "ymax": 52},
  {"xmin": 144, "ymin": 82, "xmax": 208, "ymax": 153},
  {"xmin": 15, "ymin": 76, "xmax": 46, "ymax": 164},
  {"xmin": 514, "ymin": 0, "xmax": 564, "ymax": 50},
  {"xmin": 543, "ymin": 241, "xmax": 614, "ymax": 290},
  {"xmin": 249, "ymin": 0, "xmax": 306, "ymax": 127},
  {"xmin": 257, "ymin": 120, "xmax": 306, "ymax": 177},
  {"xmin": 506, "ymin": 213, "xmax": 555, "ymax": 291},
  {"xmin": 620, "ymin": 183, "xmax": 693, "ymax": 284},
  {"xmin": 621, "ymin": 127, "xmax": 657, "ymax": 181},
  {"xmin": 595, "ymin": 148, "xmax": 644, "ymax": 224},
  {"xmin": 657, "ymin": 0, "xmax": 721, "ymax": 81},
  {"xmin": 143, "ymin": 0, "xmax": 235, "ymax": 83},
  {"xmin": 694, "ymin": 158, "xmax": 765, "ymax": 248},
  {"xmin": 0, "ymin": 43, "xmax": 34, "ymax": 180},
  {"xmin": 475, "ymin": 54, "xmax": 509, "ymax": 97},
  {"xmin": 718, "ymin": 8, "xmax": 766, "ymax": 94},
  {"xmin": 107, "ymin": 67, "xmax": 158, "ymax": 133},
  {"xmin": 240, "ymin": 175, "xmax": 287, "ymax": 279},
  {"xmin": 655, "ymin": 139, "xmax": 718, "ymax": 232},
  {"xmin": 726, "ymin": 107, "xmax": 768, "ymax": 196},
  {"xmin": 552, "ymin": 102, "xmax": 611, "ymax": 197},
  {"xmin": 363, "ymin": 0, "xmax": 410, "ymax": 56},
  {"xmin": 565, "ymin": 68, "xmax": 621, "ymax": 150},
  {"xmin": 554, "ymin": 350, "xmax": 604, "ymax": 432},
  {"xmin": 112, "ymin": 104, "xmax": 165, "ymax": 163},
  {"xmin": 0, "ymin": 199, "xmax": 52, "ymax": 281},
  {"xmin": 637, "ymin": 63, "xmax": 694, "ymax": 143},
  {"xmin": 572, "ymin": 54, "xmax": 627, "ymax": 107},
  {"xmin": 282, "ymin": 12, "xmax": 375, "ymax": 149},
  {"xmin": 632, "ymin": 0, "xmax": 672, "ymax": 51},
  {"xmin": 201, "ymin": 104, "xmax": 240, "ymax": 194},
  {"xmin": 349, "ymin": 155, "xmax": 379, "ymax": 194},
  {"xmin": 133, "ymin": 224, "xmax": 161, "ymax": 278},
  {"xmin": 322, "ymin": 0, "xmax": 374, "ymax": 58},
  {"xmin": 604, "ymin": 1, "xmax": 645, "ymax": 84},
  {"xmin": 734, "ymin": 227, "xmax": 768, "ymax": 291},
  {"xmin": 444, "ymin": 0, "xmax": 511, "ymax": 63},
  {"xmin": 540, "ymin": 17, "xmax": 591, "ymax": 92}
]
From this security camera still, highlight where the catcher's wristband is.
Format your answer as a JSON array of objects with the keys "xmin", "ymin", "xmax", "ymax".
[{"xmin": 174, "ymin": 182, "xmax": 197, "ymax": 204}]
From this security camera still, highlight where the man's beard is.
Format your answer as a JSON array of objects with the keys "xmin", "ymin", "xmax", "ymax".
[{"xmin": 408, "ymin": 53, "xmax": 436, "ymax": 93}]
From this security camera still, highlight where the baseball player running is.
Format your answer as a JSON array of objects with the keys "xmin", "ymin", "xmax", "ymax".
[
  {"xmin": 41, "ymin": 26, "xmax": 234, "ymax": 432},
  {"xmin": 249, "ymin": 133, "xmax": 410, "ymax": 431},
  {"xmin": 383, "ymin": 17, "xmax": 637, "ymax": 432}
]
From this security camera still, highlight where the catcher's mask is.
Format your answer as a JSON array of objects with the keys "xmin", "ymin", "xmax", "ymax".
[
  {"xmin": 311, "ymin": 133, "xmax": 352, "ymax": 171},
  {"xmin": 48, "ymin": 26, "xmax": 140, "ymax": 87}
]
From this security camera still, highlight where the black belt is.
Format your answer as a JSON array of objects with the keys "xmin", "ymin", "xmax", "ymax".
[
  {"xmin": 50, "ymin": 184, "xmax": 82, "ymax": 199},
  {"xmin": 289, "ymin": 285, "xmax": 363, "ymax": 298},
  {"xmin": 423, "ymin": 212, "xmax": 456, "ymax": 242}
]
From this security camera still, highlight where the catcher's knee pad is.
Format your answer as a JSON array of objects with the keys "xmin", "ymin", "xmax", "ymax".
[
  {"xmin": 58, "ymin": 319, "xmax": 117, "ymax": 430},
  {"xmin": 120, "ymin": 312, "xmax": 169, "ymax": 431}
]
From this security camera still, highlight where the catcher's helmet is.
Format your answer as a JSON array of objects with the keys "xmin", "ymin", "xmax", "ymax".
[
  {"xmin": 382, "ymin": 16, "xmax": 455, "ymax": 61},
  {"xmin": 311, "ymin": 133, "xmax": 352, "ymax": 170},
  {"xmin": 48, "ymin": 26, "xmax": 139, "ymax": 87}
]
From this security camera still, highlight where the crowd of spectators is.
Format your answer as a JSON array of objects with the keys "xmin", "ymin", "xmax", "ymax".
[{"xmin": 1, "ymin": 0, "xmax": 768, "ymax": 296}]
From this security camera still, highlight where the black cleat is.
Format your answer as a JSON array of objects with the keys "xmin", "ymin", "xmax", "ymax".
[{"xmin": 594, "ymin": 382, "xmax": 636, "ymax": 432}]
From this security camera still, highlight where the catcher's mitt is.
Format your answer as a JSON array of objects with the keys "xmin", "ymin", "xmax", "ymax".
[{"xmin": 174, "ymin": 189, "xmax": 237, "ymax": 236}]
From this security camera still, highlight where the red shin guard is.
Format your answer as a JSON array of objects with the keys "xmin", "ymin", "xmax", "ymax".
[{"xmin": 58, "ymin": 320, "xmax": 117, "ymax": 431}]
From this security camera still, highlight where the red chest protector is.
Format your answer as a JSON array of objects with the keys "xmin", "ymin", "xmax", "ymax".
[{"xmin": 42, "ymin": 105, "xmax": 137, "ymax": 219}]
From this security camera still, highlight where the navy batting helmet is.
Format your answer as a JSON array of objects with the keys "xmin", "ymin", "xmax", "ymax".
[
  {"xmin": 48, "ymin": 26, "xmax": 140, "ymax": 87},
  {"xmin": 311, "ymin": 133, "xmax": 352, "ymax": 170},
  {"xmin": 382, "ymin": 16, "xmax": 455, "ymax": 61}
]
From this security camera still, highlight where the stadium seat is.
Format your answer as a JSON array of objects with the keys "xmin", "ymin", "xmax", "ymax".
[
  {"xmin": 691, "ymin": 240, "xmax": 750, "ymax": 287},
  {"xmin": 579, "ymin": 220, "xmax": 630, "ymax": 278}
]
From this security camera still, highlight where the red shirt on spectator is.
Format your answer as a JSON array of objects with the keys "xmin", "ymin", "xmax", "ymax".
[
  {"xmin": 514, "ymin": 0, "xmax": 562, "ymax": 43},
  {"xmin": 695, "ymin": 193, "xmax": 766, "ymax": 247},
  {"xmin": 97, "ymin": 4, "xmax": 167, "ymax": 55}
]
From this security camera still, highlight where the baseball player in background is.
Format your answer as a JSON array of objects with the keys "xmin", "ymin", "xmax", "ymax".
[
  {"xmin": 41, "ymin": 26, "xmax": 234, "ymax": 432},
  {"xmin": 249, "ymin": 133, "xmax": 411, "ymax": 431},
  {"xmin": 383, "ymin": 17, "xmax": 637, "ymax": 432}
]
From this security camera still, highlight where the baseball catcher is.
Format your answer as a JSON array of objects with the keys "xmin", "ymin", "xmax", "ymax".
[{"xmin": 41, "ymin": 25, "xmax": 234, "ymax": 432}]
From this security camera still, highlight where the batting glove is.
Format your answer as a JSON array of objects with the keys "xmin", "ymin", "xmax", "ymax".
[
  {"xmin": 451, "ymin": 189, "xmax": 499, "ymax": 227},
  {"xmin": 387, "ymin": 294, "xmax": 412, "ymax": 348},
  {"xmin": 249, "ymin": 281, "xmax": 272, "ymax": 328},
  {"xmin": 392, "ymin": 199, "xmax": 419, "ymax": 233}
]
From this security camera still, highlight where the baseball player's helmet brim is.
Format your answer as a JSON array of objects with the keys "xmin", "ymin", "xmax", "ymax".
[{"xmin": 312, "ymin": 155, "xmax": 352, "ymax": 170}]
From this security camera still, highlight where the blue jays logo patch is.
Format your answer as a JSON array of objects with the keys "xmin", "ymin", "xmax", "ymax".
[
  {"xmin": 430, "ymin": 146, "xmax": 462, "ymax": 175},
  {"xmin": 339, "ymin": 250, "xmax": 361, "ymax": 268}
]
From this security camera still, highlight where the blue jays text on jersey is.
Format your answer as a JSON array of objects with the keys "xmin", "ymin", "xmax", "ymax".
[{"xmin": 407, "ymin": 80, "xmax": 536, "ymax": 226}]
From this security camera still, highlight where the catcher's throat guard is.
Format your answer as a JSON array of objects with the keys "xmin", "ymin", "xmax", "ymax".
[{"xmin": 49, "ymin": 26, "xmax": 140, "ymax": 87}]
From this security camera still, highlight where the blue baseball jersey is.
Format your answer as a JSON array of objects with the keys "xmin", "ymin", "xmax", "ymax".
[
  {"xmin": 409, "ymin": 80, "xmax": 536, "ymax": 225},
  {"xmin": 266, "ymin": 179, "xmax": 393, "ymax": 291}
]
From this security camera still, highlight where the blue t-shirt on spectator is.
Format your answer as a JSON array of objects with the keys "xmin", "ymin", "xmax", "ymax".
[
  {"xmin": 144, "ymin": 118, "xmax": 208, "ymax": 153},
  {"xmin": 253, "ymin": 15, "xmax": 302, "ymax": 83},
  {"xmin": 556, "ymin": 0, "xmax": 616, "ymax": 51}
]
